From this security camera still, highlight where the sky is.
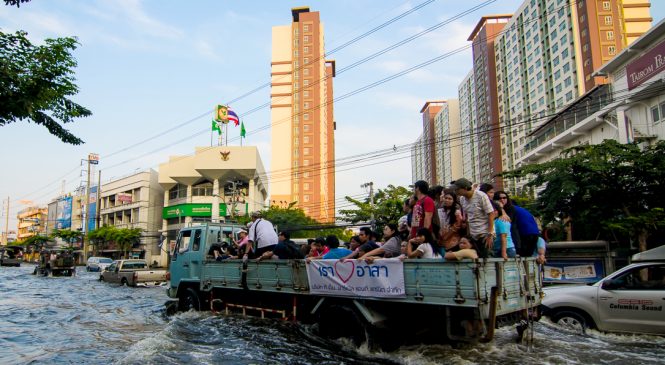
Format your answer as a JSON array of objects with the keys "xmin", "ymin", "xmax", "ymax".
[{"xmin": 1, "ymin": 0, "xmax": 664, "ymax": 231}]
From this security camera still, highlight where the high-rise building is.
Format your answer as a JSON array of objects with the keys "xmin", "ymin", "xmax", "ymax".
[
  {"xmin": 411, "ymin": 134, "xmax": 426, "ymax": 183},
  {"xmin": 493, "ymin": 0, "xmax": 651, "ymax": 191},
  {"xmin": 458, "ymin": 70, "xmax": 480, "ymax": 183},
  {"xmin": 270, "ymin": 7, "xmax": 336, "ymax": 222},
  {"xmin": 433, "ymin": 100, "xmax": 461, "ymax": 185},
  {"xmin": 419, "ymin": 101, "xmax": 446, "ymax": 185},
  {"xmin": 468, "ymin": 15, "xmax": 512, "ymax": 188}
]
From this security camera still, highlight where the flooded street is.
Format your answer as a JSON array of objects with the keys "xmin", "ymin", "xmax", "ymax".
[{"xmin": 1, "ymin": 265, "xmax": 664, "ymax": 364}]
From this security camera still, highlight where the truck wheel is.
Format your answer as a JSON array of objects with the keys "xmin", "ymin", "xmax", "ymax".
[
  {"xmin": 178, "ymin": 288, "xmax": 201, "ymax": 312},
  {"xmin": 552, "ymin": 310, "xmax": 590, "ymax": 333},
  {"xmin": 317, "ymin": 304, "xmax": 368, "ymax": 347},
  {"xmin": 99, "ymin": 275, "xmax": 104, "ymax": 282},
  {"xmin": 121, "ymin": 278, "xmax": 128, "ymax": 286}
]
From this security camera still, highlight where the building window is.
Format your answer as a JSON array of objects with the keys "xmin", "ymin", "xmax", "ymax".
[
  {"xmin": 303, "ymin": 136, "xmax": 310, "ymax": 143},
  {"xmin": 303, "ymin": 113, "xmax": 309, "ymax": 120},
  {"xmin": 607, "ymin": 31, "xmax": 614, "ymax": 41},
  {"xmin": 604, "ymin": 16, "xmax": 612, "ymax": 25},
  {"xmin": 652, "ymin": 106, "xmax": 660, "ymax": 123},
  {"xmin": 608, "ymin": 46, "xmax": 616, "ymax": 55},
  {"xmin": 566, "ymin": 91, "xmax": 573, "ymax": 101},
  {"xmin": 303, "ymin": 90, "xmax": 310, "ymax": 97},
  {"xmin": 603, "ymin": 1, "xmax": 611, "ymax": 10},
  {"xmin": 192, "ymin": 182, "xmax": 213, "ymax": 197},
  {"xmin": 303, "ymin": 24, "xmax": 310, "ymax": 32},
  {"xmin": 304, "ymin": 124, "xmax": 311, "ymax": 132},
  {"xmin": 303, "ymin": 68, "xmax": 309, "ymax": 76},
  {"xmin": 303, "ymin": 57, "xmax": 309, "ymax": 65},
  {"xmin": 304, "ymin": 183, "xmax": 310, "ymax": 191},
  {"xmin": 303, "ymin": 79, "xmax": 309, "ymax": 86},
  {"xmin": 304, "ymin": 160, "xmax": 310, "ymax": 166},
  {"xmin": 304, "ymin": 147, "xmax": 310, "ymax": 155},
  {"xmin": 304, "ymin": 46, "xmax": 310, "ymax": 54},
  {"xmin": 660, "ymin": 102, "xmax": 665, "ymax": 123},
  {"xmin": 303, "ymin": 35, "xmax": 310, "ymax": 43},
  {"xmin": 304, "ymin": 195, "xmax": 310, "ymax": 202},
  {"xmin": 304, "ymin": 102, "xmax": 309, "ymax": 109}
]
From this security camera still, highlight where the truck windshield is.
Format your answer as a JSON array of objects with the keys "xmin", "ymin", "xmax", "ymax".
[{"xmin": 177, "ymin": 230, "xmax": 192, "ymax": 253}]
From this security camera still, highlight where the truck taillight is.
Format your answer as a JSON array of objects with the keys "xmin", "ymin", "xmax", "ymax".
[
  {"xmin": 133, "ymin": 272, "xmax": 138, "ymax": 280},
  {"xmin": 166, "ymin": 271, "xmax": 170, "ymax": 280}
]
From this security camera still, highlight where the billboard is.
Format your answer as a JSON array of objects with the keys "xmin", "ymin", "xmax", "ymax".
[
  {"xmin": 55, "ymin": 197, "xmax": 73, "ymax": 229},
  {"xmin": 87, "ymin": 186, "xmax": 97, "ymax": 232}
]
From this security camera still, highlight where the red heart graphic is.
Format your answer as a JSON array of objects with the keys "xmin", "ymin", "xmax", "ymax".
[{"xmin": 334, "ymin": 260, "xmax": 356, "ymax": 284}]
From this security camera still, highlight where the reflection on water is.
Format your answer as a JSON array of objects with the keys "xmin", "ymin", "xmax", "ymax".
[{"xmin": 1, "ymin": 265, "xmax": 663, "ymax": 364}]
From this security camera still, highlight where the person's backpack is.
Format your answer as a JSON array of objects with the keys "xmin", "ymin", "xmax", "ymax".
[{"xmin": 284, "ymin": 241, "xmax": 305, "ymax": 259}]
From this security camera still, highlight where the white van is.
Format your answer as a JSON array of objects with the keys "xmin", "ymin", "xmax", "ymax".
[{"xmin": 86, "ymin": 256, "xmax": 114, "ymax": 272}]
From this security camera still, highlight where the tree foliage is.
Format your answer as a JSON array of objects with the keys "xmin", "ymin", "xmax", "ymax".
[
  {"xmin": 502, "ymin": 140, "xmax": 665, "ymax": 251},
  {"xmin": 86, "ymin": 226, "xmax": 143, "ymax": 258},
  {"xmin": 16, "ymin": 234, "xmax": 51, "ymax": 249},
  {"xmin": 338, "ymin": 184, "xmax": 412, "ymax": 232},
  {"xmin": 4, "ymin": 0, "xmax": 31, "ymax": 7},
  {"xmin": 0, "ymin": 30, "xmax": 91, "ymax": 144},
  {"xmin": 51, "ymin": 228, "xmax": 83, "ymax": 249}
]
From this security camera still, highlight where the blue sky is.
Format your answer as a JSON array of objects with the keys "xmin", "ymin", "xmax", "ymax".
[{"xmin": 1, "ymin": 0, "xmax": 664, "ymax": 229}]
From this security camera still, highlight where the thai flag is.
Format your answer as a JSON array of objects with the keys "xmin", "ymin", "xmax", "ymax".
[{"xmin": 228, "ymin": 108, "xmax": 240, "ymax": 126}]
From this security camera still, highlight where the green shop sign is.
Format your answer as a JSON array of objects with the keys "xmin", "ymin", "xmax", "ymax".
[{"xmin": 162, "ymin": 203, "xmax": 228, "ymax": 219}]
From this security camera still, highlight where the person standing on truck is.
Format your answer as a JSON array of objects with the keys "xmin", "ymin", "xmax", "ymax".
[
  {"xmin": 451, "ymin": 178, "xmax": 496, "ymax": 259},
  {"xmin": 410, "ymin": 180, "xmax": 435, "ymax": 239},
  {"xmin": 246, "ymin": 211, "xmax": 278, "ymax": 258}
]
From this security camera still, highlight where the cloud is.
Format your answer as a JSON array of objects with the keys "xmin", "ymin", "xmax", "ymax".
[
  {"xmin": 116, "ymin": 0, "xmax": 184, "ymax": 40},
  {"xmin": 194, "ymin": 39, "xmax": 223, "ymax": 62}
]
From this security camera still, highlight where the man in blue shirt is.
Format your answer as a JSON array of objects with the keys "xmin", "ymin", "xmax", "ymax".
[
  {"xmin": 513, "ymin": 204, "xmax": 540, "ymax": 257},
  {"xmin": 322, "ymin": 235, "xmax": 352, "ymax": 259}
]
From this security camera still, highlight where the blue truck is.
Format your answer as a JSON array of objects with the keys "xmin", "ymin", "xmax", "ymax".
[{"xmin": 167, "ymin": 222, "xmax": 543, "ymax": 347}]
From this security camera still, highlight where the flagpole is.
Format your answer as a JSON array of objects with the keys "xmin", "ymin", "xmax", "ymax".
[{"xmin": 225, "ymin": 123, "xmax": 228, "ymax": 146}]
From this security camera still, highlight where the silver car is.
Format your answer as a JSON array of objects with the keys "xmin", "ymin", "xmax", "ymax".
[{"xmin": 541, "ymin": 245, "xmax": 665, "ymax": 335}]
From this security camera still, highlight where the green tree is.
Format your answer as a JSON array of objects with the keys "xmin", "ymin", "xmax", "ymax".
[
  {"xmin": 112, "ymin": 228, "xmax": 142, "ymax": 259},
  {"xmin": 4, "ymin": 0, "xmax": 32, "ymax": 7},
  {"xmin": 51, "ymin": 228, "xmax": 83, "ymax": 249},
  {"xmin": 0, "ymin": 30, "xmax": 91, "ymax": 144},
  {"xmin": 502, "ymin": 140, "xmax": 665, "ymax": 251},
  {"xmin": 338, "ymin": 184, "xmax": 412, "ymax": 233},
  {"xmin": 87, "ymin": 225, "xmax": 117, "ymax": 256},
  {"xmin": 17, "ymin": 234, "xmax": 50, "ymax": 249}
]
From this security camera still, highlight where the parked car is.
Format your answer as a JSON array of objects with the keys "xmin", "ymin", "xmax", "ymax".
[
  {"xmin": 86, "ymin": 257, "xmax": 113, "ymax": 272},
  {"xmin": 541, "ymin": 245, "xmax": 665, "ymax": 335},
  {"xmin": 100, "ymin": 259, "xmax": 167, "ymax": 286}
]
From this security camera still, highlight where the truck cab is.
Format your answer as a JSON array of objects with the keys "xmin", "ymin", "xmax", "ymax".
[{"xmin": 169, "ymin": 223, "xmax": 245, "ymax": 297}]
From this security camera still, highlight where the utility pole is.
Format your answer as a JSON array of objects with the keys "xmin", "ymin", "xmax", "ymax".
[
  {"xmin": 361, "ymin": 182, "xmax": 375, "ymax": 231},
  {"xmin": 82, "ymin": 153, "xmax": 99, "ymax": 262},
  {"xmin": 96, "ymin": 170, "xmax": 102, "ymax": 230},
  {"xmin": 229, "ymin": 180, "xmax": 238, "ymax": 219}
]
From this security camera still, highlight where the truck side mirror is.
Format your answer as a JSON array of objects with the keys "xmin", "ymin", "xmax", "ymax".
[{"xmin": 601, "ymin": 279, "xmax": 619, "ymax": 290}]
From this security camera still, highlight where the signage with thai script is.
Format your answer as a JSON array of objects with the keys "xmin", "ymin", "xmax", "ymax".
[
  {"xmin": 88, "ymin": 153, "xmax": 99, "ymax": 165},
  {"xmin": 162, "ymin": 203, "xmax": 228, "ymax": 219},
  {"xmin": 306, "ymin": 260, "xmax": 406, "ymax": 298},
  {"xmin": 117, "ymin": 193, "xmax": 133, "ymax": 203},
  {"xmin": 626, "ymin": 40, "xmax": 665, "ymax": 90}
]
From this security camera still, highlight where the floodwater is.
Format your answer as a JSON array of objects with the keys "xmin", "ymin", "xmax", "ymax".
[{"xmin": 1, "ymin": 265, "xmax": 664, "ymax": 364}]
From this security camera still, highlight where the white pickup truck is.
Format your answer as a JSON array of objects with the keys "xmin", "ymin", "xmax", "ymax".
[
  {"xmin": 100, "ymin": 259, "xmax": 167, "ymax": 287},
  {"xmin": 541, "ymin": 245, "xmax": 665, "ymax": 335}
]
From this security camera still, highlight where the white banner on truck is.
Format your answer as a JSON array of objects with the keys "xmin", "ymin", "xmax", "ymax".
[{"xmin": 306, "ymin": 259, "xmax": 406, "ymax": 298}]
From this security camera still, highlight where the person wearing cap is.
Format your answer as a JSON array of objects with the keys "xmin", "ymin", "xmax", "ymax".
[
  {"xmin": 231, "ymin": 229, "xmax": 250, "ymax": 258},
  {"xmin": 246, "ymin": 211, "xmax": 278, "ymax": 258},
  {"xmin": 451, "ymin": 178, "xmax": 496, "ymax": 258},
  {"xmin": 410, "ymin": 180, "xmax": 436, "ymax": 239}
]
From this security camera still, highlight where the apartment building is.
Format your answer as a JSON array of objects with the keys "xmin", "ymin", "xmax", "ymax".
[
  {"xmin": 458, "ymin": 70, "xmax": 481, "ymax": 183},
  {"xmin": 411, "ymin": 134, "xmax": 426, "ymax": 183},
  {"xmin": 468, "ymin": 15, "xmax": 512, "ymax": 188},
  {"xmin": 433, "ymin": 100, "xmax": 461, "ymax": 186},
  {"xmin": 494, "ymin": 0, "xmax": 651, "ymax": 191},
  {"xmin": 419, "ymin": 101, "xmax": 446, "ymax": 185},
  {"xmin": 17, "ymin": 206, "xmax": 47, "ymax": 241},
  {"xmin": 270, "ymin": 7, "xmax": 336, "ymax": 222}
]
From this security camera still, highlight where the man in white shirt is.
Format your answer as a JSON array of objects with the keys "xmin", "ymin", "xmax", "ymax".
[
  {"xmin": 246, "ymin": 211, "xmax": 278, "ymax": 258},
  {"xmin": 451, "ymin": 178, "xmax": 496, "ymax": 258}
]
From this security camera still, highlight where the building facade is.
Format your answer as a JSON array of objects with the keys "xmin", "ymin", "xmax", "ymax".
[
  {"xmin": 419, "ymin": 101, "xmax": 446, "ymax": 185},
  {"xmin": 411, "ymin": 134, "xmax": 426, "ymax": 183},
  {"xmin": 459, "ymin": 70, "xmax": 481, "ymax": 183},
  {"xmin": 270, "ymin": 7, "xmax": 336, "ymax": 222},
  {"xmin": 158, "ymin": 146, "xmax": 268, "ymax": 266},
  {"xmin": 494, "ymin": 0, "xmax": 651, "ymax": 191},
  {"xmin": 468, "ymin": 15, "xmax": 512, "ymax": 188},
  {"xmin": 17, "ymin": 207, "xmax": 47, "ymax": 241},
  {"xmin": 433, "ymin": 99, "xmax": 461, "ymax": 185},
  {"xmin": 98, "ymin": 170, "xmax": 164, "ymax": 263},
  {"xmin": 521, "ymin": 18, "xmax": 665, "ymax": 165}
]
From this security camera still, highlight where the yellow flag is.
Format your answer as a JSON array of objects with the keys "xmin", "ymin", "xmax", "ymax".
[{"xmin": 216, "ymin": 105, "xmax": 229, "ymax": 124}]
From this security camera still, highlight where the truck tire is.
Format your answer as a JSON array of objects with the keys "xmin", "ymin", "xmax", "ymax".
[
  {"xmin": 552, "ymin": 310, "xmax": 591, "ymax": 333},
  {"xmin": 317, "ymin": 304, "xmax": 368, "ymax": 347},
  {"xmin": 121, "ymin": 278, "xmax": 128, "ymax": 286},
  {"xmin": 99, "ymin": 275, "xmax": 104, "ymax": 282},
  {"xmin": 178, "ymin": 288, "xmax": 201, "ymax": 312}
]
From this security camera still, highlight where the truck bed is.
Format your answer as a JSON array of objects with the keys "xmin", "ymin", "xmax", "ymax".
[{"xmin": 195, "ymin": 258, "xmax": 541, "ymax": 317}]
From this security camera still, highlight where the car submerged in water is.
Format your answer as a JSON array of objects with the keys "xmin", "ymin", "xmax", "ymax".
[
  {"xmin": 541, "ymin": 245, "xmax": 665, "ymax": 335},
  {"xmin": 0, "ymin": 246, "xmax": 23, "ymax": 267}
]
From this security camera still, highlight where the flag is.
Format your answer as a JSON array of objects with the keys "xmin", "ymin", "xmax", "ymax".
[
  {"xmin": 216, "ymin": 104, "xmax": 228, "ymax": 124},
  {"xmin": 212, "ymin": 120, "xmax": 222, "ymax": 135},
  {"xmin": 240, "ymin": 121, "xmax": 246, "ymax": 138},
  {"xmin": 228, "ymin": 108, "xmax": 240, "ymax": 126}
]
